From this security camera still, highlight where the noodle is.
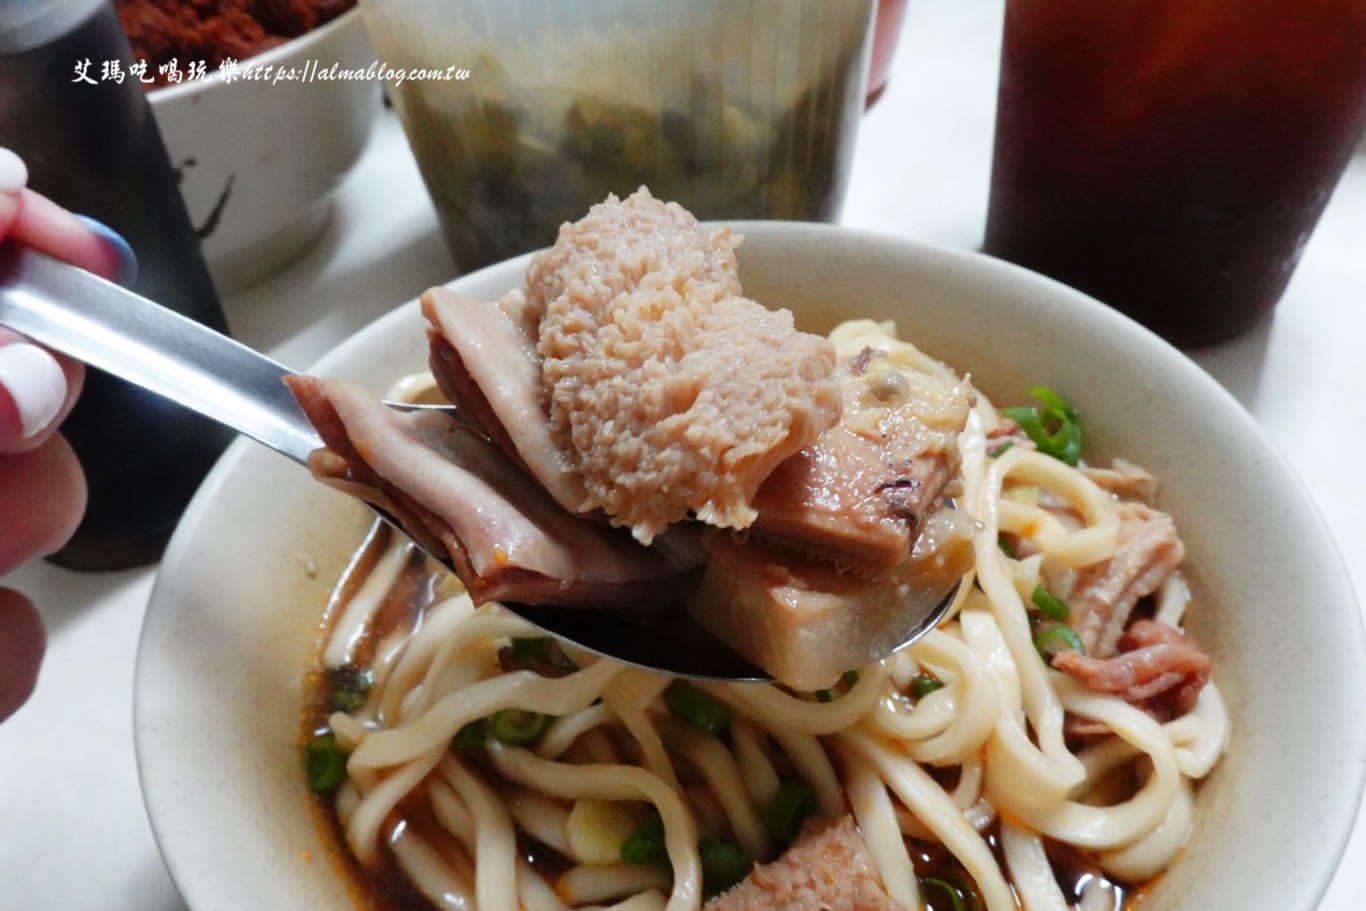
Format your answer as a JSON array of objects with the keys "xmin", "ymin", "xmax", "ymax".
[{"xmin": 304, "ymin": 321, "xmax": 1228, "ymax": 911}]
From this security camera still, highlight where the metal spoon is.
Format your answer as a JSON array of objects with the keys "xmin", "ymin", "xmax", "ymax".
[{"xmin": 0, "ymin": 245, "xmax": 959, "ymax": 681}]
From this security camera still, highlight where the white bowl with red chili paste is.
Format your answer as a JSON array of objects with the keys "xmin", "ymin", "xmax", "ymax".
[
  {"xmin": 124, "ymin": 5, "xmax": 381, "ymax": 292},
  {"xmin": 135, "ymin": 223, "xmax": 1365, "ymax": 911}
]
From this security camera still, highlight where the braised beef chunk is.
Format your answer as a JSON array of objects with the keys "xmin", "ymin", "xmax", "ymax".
[
  {"xmin": 693, "ymin": 535, "xmax": 921, "ymax": 692},
  {"xmin": 746, "ymin": 427, "xmax": 923, "ymax": 574},
  {"xmin": 748, "ymin": 345, "xmax": 972, "ymax": 575}
]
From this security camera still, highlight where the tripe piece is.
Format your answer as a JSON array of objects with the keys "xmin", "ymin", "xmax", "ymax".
[{"xmin": 530, "ymin": 188, "xmax": 842, "ymax": 544}]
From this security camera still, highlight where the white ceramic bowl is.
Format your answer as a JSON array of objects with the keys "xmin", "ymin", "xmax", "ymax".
[
  {"xmin": 148, "ymin": 9, "xmax": 382, "ymax": 293},
  {"xmin": 135, "ymin": 223, "xmax": 1365, "ymax": 910}
]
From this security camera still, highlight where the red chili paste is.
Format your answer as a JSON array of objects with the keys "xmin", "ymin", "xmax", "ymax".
[{"xmin": 115, "ymin": 0, "xmax": 357, "ymax": 87}]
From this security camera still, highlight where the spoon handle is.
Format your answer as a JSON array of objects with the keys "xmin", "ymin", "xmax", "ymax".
[{"xmin": 0, "ymin": 244, "xmax": 321, "ymax": 465}]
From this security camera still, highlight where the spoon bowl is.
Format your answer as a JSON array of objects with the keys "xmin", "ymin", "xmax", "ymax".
[{"xmin": 0, "ymin": 244, "xmax": 959, "ymax": 681}]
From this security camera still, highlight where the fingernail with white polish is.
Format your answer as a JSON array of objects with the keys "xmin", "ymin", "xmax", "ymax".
[
  {"xmin": 0, "ymin": 148, "xmax": 28, "ymax": 193},
  {"xmin": 0, "ymin": 343, "xmax": 67, "ymax": 438}
]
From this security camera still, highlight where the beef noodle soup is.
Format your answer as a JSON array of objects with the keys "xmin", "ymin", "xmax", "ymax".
[{"xmin": 299, "ymin": 317, "xmax": 1228, "ymax": 911}]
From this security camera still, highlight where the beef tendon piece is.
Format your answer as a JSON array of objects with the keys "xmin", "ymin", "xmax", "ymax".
[
  {"xmin": 705, "ymin": 815, "xmax": 906, "ymax": 911},
  {"xmin": 532, "ymin": 188, "xmax": 841, "ymax": 544},
  {"xmin": 689, "ymin": 528, "xmax": 973, "ymax": 691}
]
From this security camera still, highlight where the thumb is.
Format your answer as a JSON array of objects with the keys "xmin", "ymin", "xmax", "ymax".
[
  {"xmin": 0, "ymin": 332, "xmax": 83, "ymax": 453},
  {"xmin": 0, "ymin": 587, "xmax": 46, "ymax": 722}
]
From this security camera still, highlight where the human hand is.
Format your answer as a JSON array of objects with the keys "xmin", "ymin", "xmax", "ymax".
[{"xmin": 0, "ymin": 146, "xmax": 137, "ymax": 721}]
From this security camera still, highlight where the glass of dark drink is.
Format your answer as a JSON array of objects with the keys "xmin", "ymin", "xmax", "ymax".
[{"xmin": 983, "ymin": 0, "xmax": 1366, "ymax": 348}]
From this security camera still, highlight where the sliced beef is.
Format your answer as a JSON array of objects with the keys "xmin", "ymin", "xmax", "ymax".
[
  {"xmin": 285, "ymin": 374, "xmax": 702, "ymax": 608},
  {"xmin": 1066, "ymin": 502, "xmax": 1185, "ymax": 658},
  {"xmin": 1053, "ymin": 619, "xmax": 1212, "ymax": 719},
  {"xmin": 705, "ymin": 815, "xmax": 905, "ymax": 911},
  {"xmin": 290, "ymin": 193, "xmax": 981, "ymax": 687},
  {"xmin": 1080, "ymin": 458, "xmax": 1160, "ymax": 506}
]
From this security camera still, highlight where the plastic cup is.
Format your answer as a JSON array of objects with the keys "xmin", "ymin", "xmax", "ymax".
[
  {"xmin": 358, "ymin": 0, "xmax": 876, "ymax": 275},
  {"xmin": 984, "ymin": 0, "xmax": 1366, "ymax": 348}
]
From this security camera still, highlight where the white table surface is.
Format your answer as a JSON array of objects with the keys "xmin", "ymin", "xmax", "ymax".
[{"xmin": 2, "ymin": 1, "xmax": 1362, "ymax": 908}]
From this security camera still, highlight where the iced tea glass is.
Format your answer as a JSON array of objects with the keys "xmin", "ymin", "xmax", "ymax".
[{"xmin": 984, "ymin": 0, "xmax": 1366, "ymax": 347}]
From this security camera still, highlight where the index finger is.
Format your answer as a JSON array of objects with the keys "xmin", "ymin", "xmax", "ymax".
[{"xmin": 0, "ymin": 147, "xmax": 134, "ymax": 283}]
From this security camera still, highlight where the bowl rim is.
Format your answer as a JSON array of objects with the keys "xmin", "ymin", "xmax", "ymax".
[
  {"xmin": 136, "ymin": 221, "xmax": 1366, "ymax": 911},
  {"xmin": 146, "ymin": 6, "xmax": 364, "ymax": 104}
]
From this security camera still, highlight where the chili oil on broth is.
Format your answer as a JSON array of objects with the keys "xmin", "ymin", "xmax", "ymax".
[
  {"xmin": 302, "ymin": 522, "xmax": 457, "ymax": 911},
  {"xmin": 298, "ymin": 526, "xmax": 1155, "ymax": 911}
]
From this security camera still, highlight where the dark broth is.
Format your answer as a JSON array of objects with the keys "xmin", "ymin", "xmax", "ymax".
[{"xmin": 303, "ymin": 525, "xmax": 1149, "ymax": 911}]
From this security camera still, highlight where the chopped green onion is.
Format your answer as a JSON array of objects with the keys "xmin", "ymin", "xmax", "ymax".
[
  {"xmin": 812, "ymin": 669, "xmax": 860, "ymax": 703},
  {"xmin": 1001, "ymin": 386, "xmax": 1082, "ymax": 466},
  {"xmin": 1030, "ymin": 585, "xmax": 1070, "ymax": 621},
  {"xmin": 304, "ymin": 732, "xmax": 347, "ymax": 793},
  {"xmin": 452, "ymin": 717, "xmax": 489, "ymax": 751},
  {"xmin": 509, "ymin": 636, "xmax": 554, "ymax": 662},
  {"xmin": 620, "ymin": 810, "xmax": 666, "ymax": 864},
  {"xmin": 911, "ymin": 673, "xmax": 945, "ymax": 700},
  {"xmin": 664, "ymin": 681, "xmax": 730, "ymax": 737},
  {"xmin": 919, "ymin": 873, "xmax": 982, "ymax": 911},
  {"xmin": 498, "ymin": 635, "xmax": 577, "ymax": 677},
  {"xmin": 490, "ymin": 709, "xmax": 554, "ymax": 746},
  {"xmin": 988, "ymin": 440, "xmax": 1015, "ymax": 458},
  {"xmin": 328, "ymin": 665, "xmax": 374, "ymax": 712},
  {"xmin": 762, "ymin": 780, "xmax": 817, "ymax": 845},
  {"xmin": 698, "ymin": 836, "xmax": 750, "ymax": 895},
  {"xmin": 997, "ymin": 536, "xmax": 1017, "ymax": 559},
  {"xmin": 1034, "ymin": 623, "xmax": 1085, "ymax": 663}
]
